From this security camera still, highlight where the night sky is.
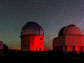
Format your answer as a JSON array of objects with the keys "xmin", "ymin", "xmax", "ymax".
[{"xmin": 0, "ymin": 0, "xmax": 84, "ymax": 50}]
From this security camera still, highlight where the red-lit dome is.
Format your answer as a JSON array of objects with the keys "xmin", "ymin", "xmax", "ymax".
[
  {"xmin": 58, "ymin": 24, "xmax": 82, "ymax": 36},
  {"xmin": 21, "ymin": 22, "xmax": 44, "ymax": 36},
  {"xmin": 64, "ymin": 24, "xmax": 82, "ymax": 35}
]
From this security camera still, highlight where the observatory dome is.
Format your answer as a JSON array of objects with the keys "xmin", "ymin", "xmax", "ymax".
[
  {"xmin": 21, "ymin": 22, "xmax": 44, "ymax": 36},
  {"xmin": 58, "ymin": 24, "xmax": 82, "ymax": 36}
]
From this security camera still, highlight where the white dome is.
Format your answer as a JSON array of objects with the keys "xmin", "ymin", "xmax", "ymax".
[
  {"xmin": 64, "ymin": 24, "xmax": 82, "ymax": 35},
  {"xmin": 58, "ymin": 24, "xmax": 82, "ymax": 36},
  {"xmin": 21, "ymin": 22, "xmax": 44, "ymax": 36}
]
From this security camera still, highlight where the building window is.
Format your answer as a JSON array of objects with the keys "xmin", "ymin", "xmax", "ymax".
[
  {"xmin": 40, "ymin": 38, "xmax": 43, "ymax": 40},
  {"xmin": 39, "ymin": 48, "xmax": 41, "ymax": 51},
  {"xmin": 40, "ymin": 43, "xmax": 42, "ymax": 45}
]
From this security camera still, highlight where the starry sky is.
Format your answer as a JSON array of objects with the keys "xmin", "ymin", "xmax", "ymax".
[{"xmin": 0, "ymin": 0, "xmax": 84, "ymax": 50}]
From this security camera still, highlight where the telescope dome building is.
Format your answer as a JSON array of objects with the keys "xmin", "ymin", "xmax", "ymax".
[
  {"xmin": 21, "ymin": 22, "xmax": 44, "ymax": 51},
  {"xmin": 53, "ymin": 24, "xmax": 84, "ymax": 53}
]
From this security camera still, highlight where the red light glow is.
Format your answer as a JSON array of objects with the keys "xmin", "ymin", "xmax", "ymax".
[
  {"xmin": 30, "ymin": 35, "xmax": 44, "ymax": 51},
  {"xmin": 67, "ymin": 46, "xmax": 73, "ymax": 52}
]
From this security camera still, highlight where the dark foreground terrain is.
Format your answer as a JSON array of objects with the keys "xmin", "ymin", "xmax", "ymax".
[{"xmin": 1, "ymin": 51, "xmax": 84, "ymax": 63}]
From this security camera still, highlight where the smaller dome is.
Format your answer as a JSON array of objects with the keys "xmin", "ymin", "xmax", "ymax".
[
  {"xmin": 58, "ymin": 24, "xmax": 82, "ymax": 36},
  {"xmin": 21, "ymin": 22, "xmax": 44, "ymax": 36}
]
